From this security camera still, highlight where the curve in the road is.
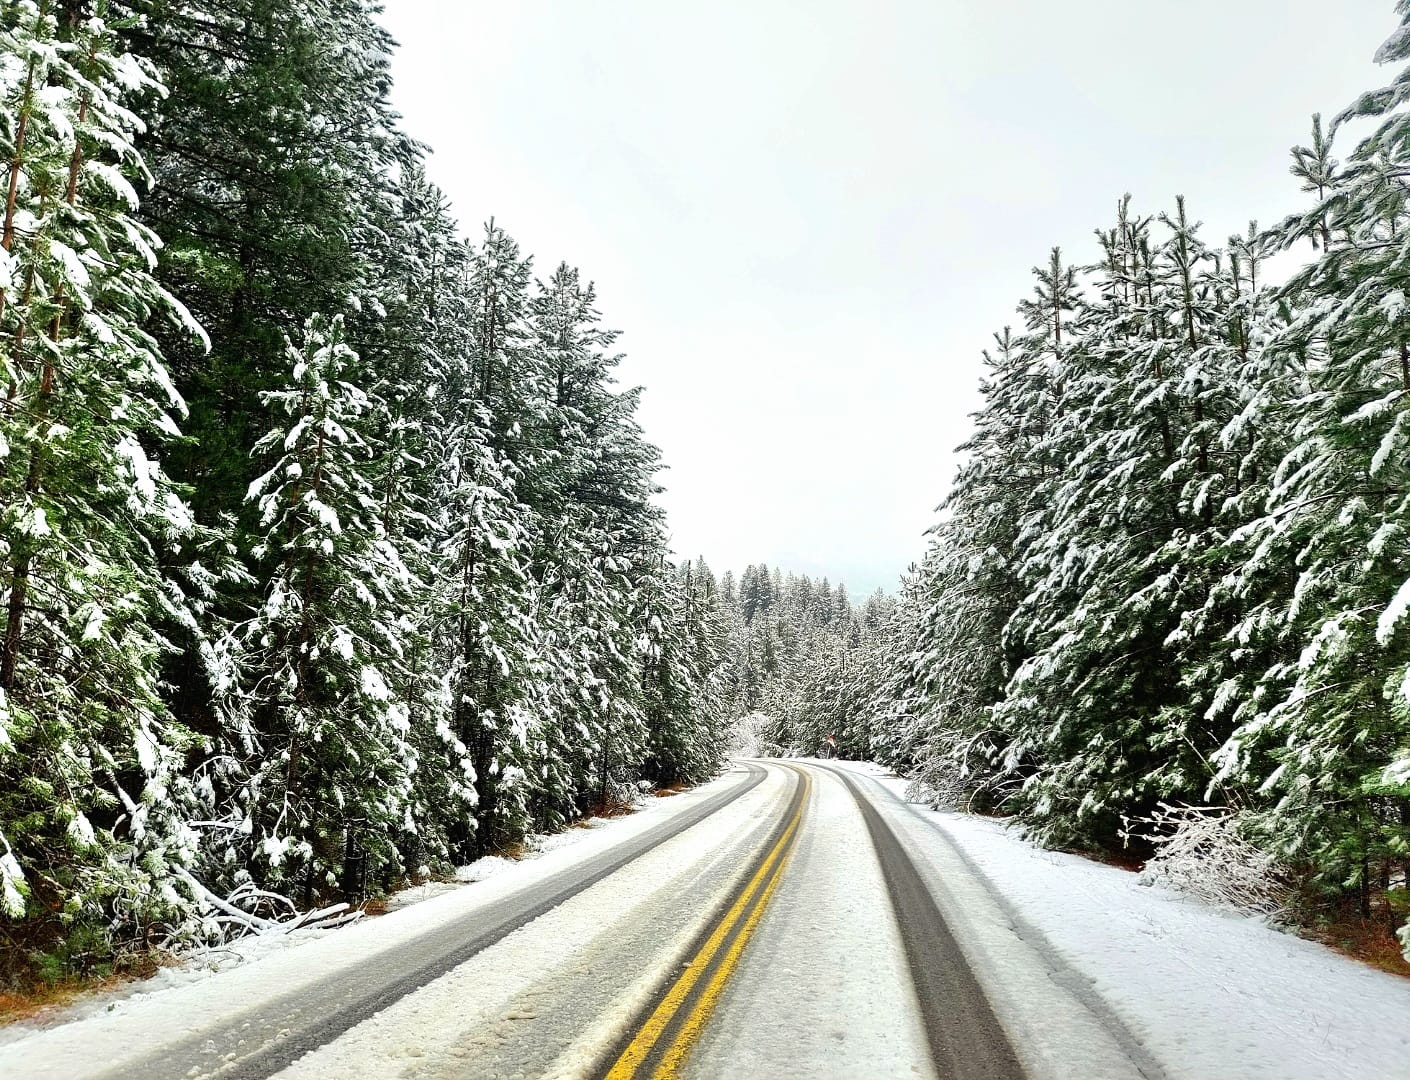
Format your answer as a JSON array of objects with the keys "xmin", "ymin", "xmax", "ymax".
[
  {"xmin": 599, "ymin": 762, "xmax": 811, "ymax": 1080},
  {"xmin": 106, "ymin": 762, "xmax": 772, "ymax": 1080},
  {"xmin": 814, "ymin": 762, "xmax": 1027, "ymax": 1080}
]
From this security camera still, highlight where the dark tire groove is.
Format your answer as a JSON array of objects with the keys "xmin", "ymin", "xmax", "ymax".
[{"xmin": 813, "ymin": 762, "xmax": 1027, "ymax": 1080}]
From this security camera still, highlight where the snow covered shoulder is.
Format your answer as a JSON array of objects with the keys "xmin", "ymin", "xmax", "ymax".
[{"xmin": 837, "ymin": 763, "xmax": 1410, "ymax": 1080}]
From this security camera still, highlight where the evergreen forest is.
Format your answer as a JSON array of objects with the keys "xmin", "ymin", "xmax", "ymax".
[
  {"xmin": 0, "ymin": 0, "xmax": 730, "ymax": 985},
  {"xmin": 6, "ymin": 0, "xmax": 1410, "ymax": 990},
  {"xmin": 746, "ymin": 9, "xmax": 1410, "ymax": 961}
]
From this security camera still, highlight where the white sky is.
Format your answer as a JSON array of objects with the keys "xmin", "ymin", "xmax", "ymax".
[{"xmin": 379, "ymin": 0, "xmax": 1396, "ymax": 596}]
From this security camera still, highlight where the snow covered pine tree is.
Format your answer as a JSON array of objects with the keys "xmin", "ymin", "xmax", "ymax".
[{"xmin": 0, "ymin": 0, "xmax": 208, "ymax": 970}]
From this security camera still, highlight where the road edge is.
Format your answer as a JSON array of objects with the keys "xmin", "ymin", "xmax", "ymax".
[{"xmin": 816, "ymin": 761, "xmax": 1163, "ymax": 1080}]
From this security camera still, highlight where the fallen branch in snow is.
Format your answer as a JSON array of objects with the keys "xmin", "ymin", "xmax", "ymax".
[
  {"xmin": 283, "ymin": 902, "xmax": 361, "ymax": 932},
  {"xmin": 176, "ymin": 871, "xmax": 281, "ymax": 936},
  {"xmin": 905, "ymin": 728, "xmax": 1018, "ymax": 813},
  {"xmin": 1123, "ymin": 804, "xmax": 1290, "ymax": 917},
  {"xmin": 175, "ymin": 870, "xmax": 363, "ymax": 946}
]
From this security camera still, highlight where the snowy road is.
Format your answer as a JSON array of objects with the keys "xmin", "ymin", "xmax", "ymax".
[
  {"xmin": 1, "ymin": 760, "xmax": 1041, "ymax": 1079},
  {"xmin": 9, "ymin": 758, "xmax": 1358, "ymax": 1080}
]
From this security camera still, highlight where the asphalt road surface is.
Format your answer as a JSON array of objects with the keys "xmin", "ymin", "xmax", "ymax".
[{"xmin": 4, "ymin": 761, "xmax": 1154, "ymax": 1079}]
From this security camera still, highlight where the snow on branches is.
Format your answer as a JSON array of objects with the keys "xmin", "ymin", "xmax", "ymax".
[{"xmin": 1125, "ymin": 805, "xmax": 1289, "ymax": 917}]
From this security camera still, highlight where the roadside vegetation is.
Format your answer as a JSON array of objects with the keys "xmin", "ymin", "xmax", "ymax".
[{"xmin": 0, "ymin": 0, "xmax": 732, "ymax": 997}]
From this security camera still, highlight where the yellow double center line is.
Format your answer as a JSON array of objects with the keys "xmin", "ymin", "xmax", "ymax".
[{"xmin": 604, "ymin": 763, "xmax": 811, "ymax": 1080}]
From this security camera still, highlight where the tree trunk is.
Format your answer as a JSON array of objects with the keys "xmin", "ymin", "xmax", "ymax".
[
  {"xmin": 0, "ymin": 55, "xmax": 36, "ymax": 331},
  {"xmin": 0, "ymin": 67, "xmax": 90, "ymax": 683}
]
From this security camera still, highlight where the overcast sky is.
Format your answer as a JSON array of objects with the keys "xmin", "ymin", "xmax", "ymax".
[{"xmin": 379, "ymin": 0, "xmax": 1396, "ymax": 596}]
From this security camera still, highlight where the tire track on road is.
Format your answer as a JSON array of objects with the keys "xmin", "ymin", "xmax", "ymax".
[
  {"xmin": 827, "ymin": 763, "xmax": 1163, "ymax": 1080},
  {"xmin": 597, "ymin": 762, "xmax": 810, "ymax": 1080},
  {"xmin": 814, "ymin": 762, "xmax": 1027, "ymax": 1080}
]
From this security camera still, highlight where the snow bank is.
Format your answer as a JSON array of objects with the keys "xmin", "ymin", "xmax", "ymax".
[
  {"xmin": 0, "ymin": 923, "xmax": 341, "ymax": 1049},
  {"xmin": 837, "ymin": 761, "xmax": 1410, "ymax": 1080},
  {"xmin": 386, "ymin": 817, "xmax": 622, "ymax": 910}
]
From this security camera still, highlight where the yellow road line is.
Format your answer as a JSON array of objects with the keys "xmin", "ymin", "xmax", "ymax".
[
  {"xmin": 649, "ymin": 827, "xmax": 795, "ymax": 1078},
  {"xmin": 605, "ymin": 765, "xmax": 810, "ymax": 1080}
]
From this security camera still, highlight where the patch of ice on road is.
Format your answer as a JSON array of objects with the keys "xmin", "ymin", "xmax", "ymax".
[{"xmin": 833, "ymin": 761, "xmax": 1410, "ymax": 1080}]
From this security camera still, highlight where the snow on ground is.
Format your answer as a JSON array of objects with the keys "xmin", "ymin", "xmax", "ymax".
[
  {"xmin": 0, "ymin": 922, "xmax": 347, "ymax": 1049},
  {"xmin": 13, "ymin": 759, "xmax": 1404, "ymax": 1079},
  {"xmin": 0, "ymin": 782, "xmax": 701, "ymax": 1048},
  {"xmin": 381, "ymin": 880, "xmax": 461, "ymax": 912},
  {"xmin": 381, "ymin": 825, "xmax": 617, "ymax": 913},
  {"xmin": 834, "ymin": 760, "xmax": 1410, "ymax": 1080},
  {"xmin": 690, "ymin": 763, "xmax": 935, "ymax": 1078},
  {"xmin": 530, "ymin": 815, "xmax": 624, "ymax": 855}
]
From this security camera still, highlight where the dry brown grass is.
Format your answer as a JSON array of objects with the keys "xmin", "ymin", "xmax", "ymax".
[
  {"xmin": 585, "ymin": 796, "xmax": 637, "ymax": 819},
  {"xmin": 1306, "ymin": 914, "xmax": 1410, "ymax": 979},
  {"xmin": 0, "ymin": 951, "xmax": 171, "ymax": 1026},
  {"xmin": 0, "ymin": 982, "xmax": 93, "ymax": 1025},
  {"xmin": 1057, "ymin": 845, "xmax": 1148, "ymax": 874}
]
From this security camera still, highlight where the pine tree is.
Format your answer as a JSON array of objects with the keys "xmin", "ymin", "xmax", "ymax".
[
  {"xmin": 361, "ymin": 170, "xmax": 474, "ymax": 878},
  {"xmin": 991, "ymin": 204, "xmax": 1257, "ymax": 846},
  {"xmin": 215, "ymin": 315, "xmax": 414, "ymax": 901},
  {"xmin": 1209, "ymin": 35, "xmax": 1410, "ymax": 915},
  {"xmin": 0, "ymin": 0, "xmax": 204, "ymax": 957},
  {"xmin": 849, "ymin": 0, "xmax": 1410, "ymax": 952},
  {"xmin": 430, "ymin": 223, "xmax": 540, "ymax": 857},
  {"xmin": 899, "ymin": 322, "xmax": 1052, "ymax": 809},
  {"xmin": 640, "ymin": 560, "xmax": 729, "ymax": 784},
  {"xmin": 125, "ymin": 0, "xmax": 408, "ymax": 523}
]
